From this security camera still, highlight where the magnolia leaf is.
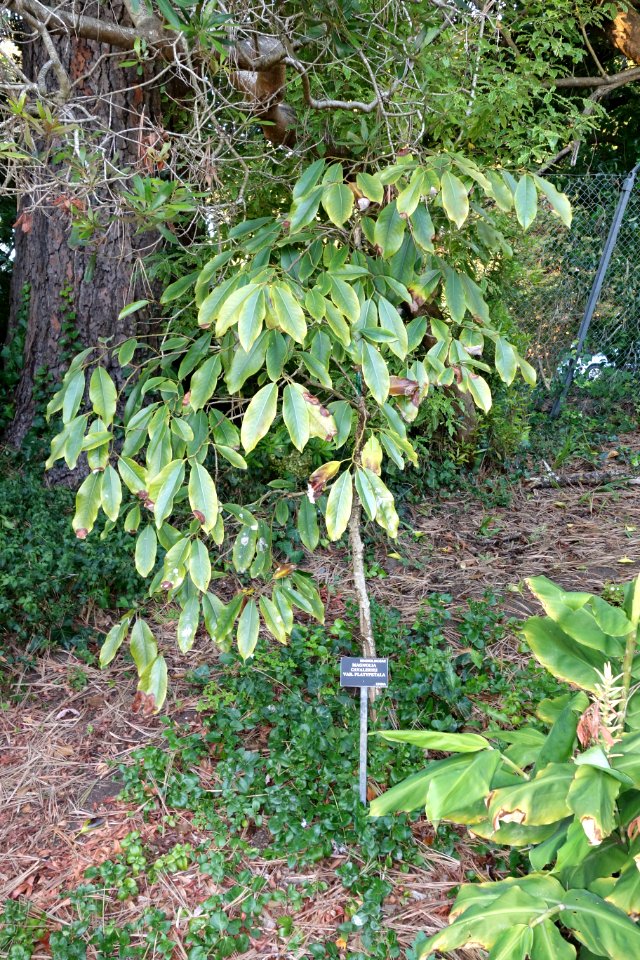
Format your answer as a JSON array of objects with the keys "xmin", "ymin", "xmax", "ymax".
[
  {"xmin": 189, "ymin": 355, "xmax": 221, "ymax": 411},
  {"xmin": 495, "ymin": 337, "xmax": 518, "ymax": 385},
  {"xmin": 72, "ymin": 471, "xmax": 103, "ymax": 538},
  {"xmin": 467, "ymin": 373, "xmax": 492, "ymax": 412},
  {"xmin": 101, "ymin": 464, "xmax": 122, "ymax": 522},
  {"xmin": 188, "ymin": 462, "xmax": 218, "ymax": 532},
  {"xmin": 241, "ymin": 382, "xmax": 278, "ymax": 453},
  {"xmin": 270, "ymin": 284, "xmax": 307, "ymax": 343},
  {"xmin": 376, "ymin": 730, "xmax": 491, "ymax": 752},
  {"xmin": 374, "ymin": 201, "xmax": 405, "ymax": 258},
  {"xmin": 514, "ymin": 174, "xmax": 537, "ymax": 230},
  {"xmin": 148, "ymin": 459, "xmax": 185, "ymax": 528},
  {"xmin": 177, "ymin": 596, "xmax": 199, "ymax": 652},
  {"xmin": 138, "ymin": 654, "xmax": 168, "ymax": 712},
  {"xmin": 361, "ymin": 435, "xmax": 383, "ymax": 475},
  {"xmin": 297, "ymin": 496, "xmax": 319, "ymax": 551},
  {"xmin": 135, "ymin": 524, "xmax": 157, "ymax": 577},
  {"xmin": 283, "ymin": 383, "xmax": 310, "ymax": 452},
  {"xmin": 533, "ymin": 174, "xmax": 572, "ymax": 227},
  {"xmin": 259, "ymin": 595, "xmax": 288, "ymax": 644},
  {"xmin": 440, "ymin": 170, "xmax": 469, "ymax": 228},
  {"xmin": 322, "ymin": 182, "xmax": 354, "ymax": 226},
  {"xmin": 237, "ymin": 599, "xmax": 260, "ymax": 660},
  {"xmin": 100, "ymin": 617, "xmax": 131, "ymax": 667},
  {"xmin": 361, "ymin": 341, "xmax": 390, "ymax": 405},
  {"xmin": 89, "ymin": 367, "xmax": 117, "ymax": 424},
  {"xmin": 130, "ymin": 618, "xmax": 157, "ymax": 673},
  {"xmin": 325, "ymin": 470, "xmax": 352, "ymax": 541},
  {"xmin": 237, "ymin": 287, "xmax": 266, "ymax": 352}
]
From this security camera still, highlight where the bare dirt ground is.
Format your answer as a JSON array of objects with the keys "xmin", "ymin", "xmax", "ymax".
[{"xmin": 2, "ymin": 435, "xmax": 640, "ymax": 956}]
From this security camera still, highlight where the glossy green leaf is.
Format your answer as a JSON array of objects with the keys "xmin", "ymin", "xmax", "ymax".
[
  {"xmin": 89, "ymin": 367, "xmax": 117, "ymax": 424},
  {"xmin": 100, "ymin": 617, "xmax": 131, "ymax": 667},
  {"xmin": 440, "ymin": 170, "xmax": 469, "ymax": 228},
  {"xmin": 374, "ymin": 201, "xmax": 405, "ymax": 258},
  {"xmin": 189, "ymin": 538, "xmax": 211, "ymax": 592},
  {"xmin": 283, "ymin": 383, "xmax": 310, "ymax": 452},
  {"xmin": 297, "ymin": 497, "xmax": 319, "ymax": 551},
  {"xmin": 259, "ymin": 595, "xmax": 288, "ymax": 644},
  {"xmin": 72, "ymin": 471, "xmax": 103, "ymax": 538},
  {"xmin": 241, "ymin": 382, "xmax": 278, "ymax": 453},
  {"xmin": 189, "ymin": 355, "xmax": 221, "ymax": 411},
  {"xmin": 514, "ymin": 174, "xmax": 537, "ymax": 230},
  {"xmin": 177, "ymin": 596, "xmax": 199, "ymax": 652},
  {"xmin": 130, "ymin": 618, "xmax": 157, "ymax": 673},
  {"xmin": 270, "ymin": 284, "xmax": 307, "ymax": 343},
  {"xmin": 99, "ymin": 464, "xmax": 122, "ymax": 522},
  {"xmin": 325, "ymin": 470, "xmax": 352, "ymax": 541},
  {"xmin": 361, "ymin": 341, "xmax": 390, "ymax": 405},
  {"xmin": 376, "ymin": 730, "xmax": 491, "ymax": 752},
  {"xmin": 138, "ymin": 654, "xmax": 167, "ymax": 712},
  {"xmin": 237, "ymin": 600, "xmax": 259, "ymax": 660},
  {"xmin": 534, "ymin": 174, "xmax": 572, "ymax": 227},
  {"xmin": 237, "ymin": 287, "xmax": 266, "ymax": 352},
  {"xmin": 188, "ymin": 462, "xmax": 218, "ymax": 532},
  {"xmin": 135, "ymin": 524, "xmax": 157, "ymax": 577},
  {"xmin": 322, "ymin": 182, "xmax": 354, "ymax": 226}
]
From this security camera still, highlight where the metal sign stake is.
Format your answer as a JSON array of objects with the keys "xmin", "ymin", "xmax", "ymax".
[
  {"xmin": 339, "ymin": 657, "xmax": 389, "ymax": 806},
  {"xmin": 359, "ymin": 687, "xmax": 368, "ymax": 804}
]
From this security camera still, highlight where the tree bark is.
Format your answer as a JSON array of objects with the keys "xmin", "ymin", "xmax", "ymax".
[
  {"xmin": 610, "ymin": 2, "xmax": 640, "ymax": 64},
  {"xmin": 5, "ymin": 2, "xmax": 163, "ymax": 445}
]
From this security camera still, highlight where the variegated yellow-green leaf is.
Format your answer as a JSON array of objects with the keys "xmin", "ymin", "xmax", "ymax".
[
  {"xmin": 89, "ymin": 367, "xmax": 117, "ymax": 424},
  {"xmin": 330, "ymin": 277, "xmax": 360, "ymax": 323},
  {"xmin": 283, "ymin": 383, "xmax": 310, "ymax": 452},
  {"xmin": 73, "ymin": 470, "xmax": 103, "ymax": 538},
  {"xmin": 356, "ymin": 172, "xmax": 384, "ymax": 203},
  {"xmin": 325, "ymin": 469, "xmax": 352, "ymax": 541},
  {"xmin": 361, "ymin": 435, "xmax": 383, "ymax": 475},
  {"xmin": 188, "ymin": 462, "xmax": 218, "ymax": 531},
  {"xmin": 241, "ymin": 382, "xmax": 278, "ymax": 453},
  {"xmin": 135, "ymin": 524, "xmax": 157, "ymax": 577},
  {"xmin": 237, "ymin": 599, "xmax": 260, "ymax": 660},
  {"xmin": 118, "ymin": 456, "xmax": 147, "ymax": 495}
]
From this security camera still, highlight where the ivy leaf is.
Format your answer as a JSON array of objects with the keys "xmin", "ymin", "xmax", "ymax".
[
  {"xmin": 325, "ymin": 470, "xmax": 352, "ymax": 541},
  {"xmin": 237, "ymin": 600, "xmax": 260, "ymax": 660},
  {"xmin": 241, "ymin": 382, "xmax": 278, "ymax": 453}
]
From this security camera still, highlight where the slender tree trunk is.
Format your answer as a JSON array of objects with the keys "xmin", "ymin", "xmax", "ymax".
[
  {"xmin": 349, "ymin": 498, "xmax": 376, "ymax": 659},
  {"xmin": 5, "ymin": 3, "xmax": 163, "ymax": 445}
]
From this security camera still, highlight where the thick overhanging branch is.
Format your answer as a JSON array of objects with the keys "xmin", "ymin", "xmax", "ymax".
[{"xmin": 553, "ymin": 65, "xmax": 640, "ymax": 89}]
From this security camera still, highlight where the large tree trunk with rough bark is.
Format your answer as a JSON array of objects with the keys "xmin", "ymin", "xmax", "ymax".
[{"xmin": 5, "ymin": 3, "xmax": 162, "ymax": 445}]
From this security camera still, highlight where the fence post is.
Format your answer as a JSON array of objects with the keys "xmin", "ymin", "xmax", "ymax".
[{"xmin": 550, "ymin": 162, "xmax": 640, "ymax": 418}]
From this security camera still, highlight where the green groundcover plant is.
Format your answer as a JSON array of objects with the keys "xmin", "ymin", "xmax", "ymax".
[
  {"xmin": 372, "ymin": 575, "xmax": 640, "ymax": 959},
  {"xmin": 45, "ymin": 154, "xmax": 570, "ymax": 708}
]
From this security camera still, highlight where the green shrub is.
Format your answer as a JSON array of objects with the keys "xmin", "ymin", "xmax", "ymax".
[
  {"xmin": 373, "ymin": 575, "xmax": 640, "ymax": 960},
  {"xmin": 0, "ymin": 453, "xmax": 140, "ymax": 659}
]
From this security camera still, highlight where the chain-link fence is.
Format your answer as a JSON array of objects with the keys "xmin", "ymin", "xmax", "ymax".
[{"xmin": 509, "ymin": 168, "xmax": 640, "ymax": 409}]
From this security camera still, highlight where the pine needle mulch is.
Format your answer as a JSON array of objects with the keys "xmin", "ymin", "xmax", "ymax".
[
  {"xmin": 3, "ymin": 451, "xmax": 640, "ymax": 957},
  {"xmin": 0, "ymin": 650, "xmax": 480, "ymax": 958}
]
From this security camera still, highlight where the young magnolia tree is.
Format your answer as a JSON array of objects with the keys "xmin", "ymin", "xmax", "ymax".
[{"xmin": 46, "ymin": 153, "xmax": 570, "ymax": 709}]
